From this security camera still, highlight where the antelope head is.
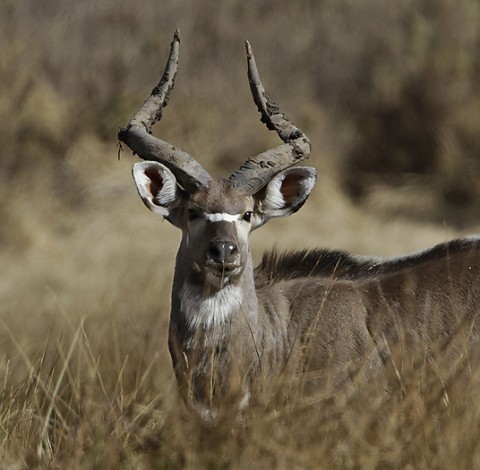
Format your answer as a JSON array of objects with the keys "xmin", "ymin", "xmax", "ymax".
[{"xmin": 119, "ymin": 31, "xmax": 316, "ymax": 292}]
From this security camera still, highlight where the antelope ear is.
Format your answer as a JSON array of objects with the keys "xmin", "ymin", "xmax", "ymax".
[
  {"xmin": 132, "ymin": 161, "xmax": 178, "ymax": 218},
  {"xmin": 252, "ymin": 166, "xmax": 316, "ymax": 229}
]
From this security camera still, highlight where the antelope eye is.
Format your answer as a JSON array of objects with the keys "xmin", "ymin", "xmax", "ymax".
[
  {"xmin": 242, "ymin": 211, "xmax": 253, "ymax": 222},
  {"xmin": 187, "ymin": 208, "xmax": 201, "ymax": 221}
]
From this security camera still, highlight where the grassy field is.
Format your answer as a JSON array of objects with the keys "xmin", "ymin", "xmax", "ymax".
[{"xmin": 2, "ymin": 0, "xmax": 480, "ymax": 467}]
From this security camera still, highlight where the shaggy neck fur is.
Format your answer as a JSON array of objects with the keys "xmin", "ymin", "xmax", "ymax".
[
  {"xmin": 179, "ymin": 282, "xmax": 244, "ymax": 330},
  {"xmin": 171, "ymin": 251, "xmax": 258, "ymax": 340}
]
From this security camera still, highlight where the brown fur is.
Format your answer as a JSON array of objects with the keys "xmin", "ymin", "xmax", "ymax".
[
  {"xmin": 123, "ymin": 34, "xmax": 480, "ymax": 414},
  {"xmin": 135, "ymin": 163, "xmax": 480, "ymax": 413}
]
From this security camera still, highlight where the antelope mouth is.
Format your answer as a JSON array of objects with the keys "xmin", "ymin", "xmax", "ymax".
[
  {"xmin": 204, "ymin": 260, "xmax": 241, "ymax": 276},
  {"xmin": 195, "ymin": 260, "xmax": 242, "ymax": 286}
]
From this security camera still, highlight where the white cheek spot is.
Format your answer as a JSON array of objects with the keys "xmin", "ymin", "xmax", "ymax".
[{"xmin": 236, "ymin": 220, "xmax": 251, "ymax": 244}]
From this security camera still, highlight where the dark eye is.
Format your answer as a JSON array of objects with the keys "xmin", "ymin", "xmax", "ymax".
[
  {"xmin": 242, "ymin": 211, "xmax": 253, "ymax": 222},
  {"xmin": 188, "ymin": 208, "xmax": 200, "ymax": 221}
]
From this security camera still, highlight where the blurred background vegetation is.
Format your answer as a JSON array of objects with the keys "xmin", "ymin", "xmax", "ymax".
[
  {"xmin": 2, "ymin": 0, "xmax": 480, "ymax": 223},
  {"xmin": 2, "ymin": 0, "xmax": 480, "ymax": 466}
]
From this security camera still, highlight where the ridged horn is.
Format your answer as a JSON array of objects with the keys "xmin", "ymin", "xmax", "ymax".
[
  {"xmin": 228, "ymin": 40, "xmax": 311, "ymax": 195},
  {"xmin": 118, "ymin": 30, "xmax": 212, "ymax": 193}
]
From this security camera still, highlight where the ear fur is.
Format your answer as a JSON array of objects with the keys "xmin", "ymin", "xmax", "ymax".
[
  {"xmin": 252, "ymin": 166, "xmax": 316, "ymax": 230},
  {"xmin": 132, "ymin": 161, "xmax": 178, "ymax": 218}
]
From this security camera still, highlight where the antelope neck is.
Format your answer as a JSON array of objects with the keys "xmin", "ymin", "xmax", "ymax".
[{"xmin": 173, "ymin": 254, "xmax": 258, "ymax": 331}]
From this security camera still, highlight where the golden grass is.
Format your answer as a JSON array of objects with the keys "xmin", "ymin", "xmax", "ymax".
[
  {"xmin": 2, "ymin": 0, "xmax": 480, "ymax": 467},
  {"xmin": 2, "ymin": 135, "xmax": 480, "ymax": 468}
]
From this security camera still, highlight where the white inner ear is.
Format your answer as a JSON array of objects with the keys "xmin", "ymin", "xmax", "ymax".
[
  {"xmin": 264, "ymin": 175, "xmax": 286, "ymax": 210},
  {"xmin": 132, "ymin": 161, "xmax": 177, "ymax": 217},
  {"xmin": 154, "ymin": 173, "xmax": 176, "ymax": 207},
  {"xmin": 257, "ymin": 167, "xmax": 317, "ymax": 224},
  {"xmin": 296, "ymin": 169, "xmax": 316, "ymax": 201}
]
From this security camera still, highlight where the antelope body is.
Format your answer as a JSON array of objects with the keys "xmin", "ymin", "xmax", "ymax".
[{"xmin": 119, "ymin": 32, "xmax": 480, "ymax": 412}]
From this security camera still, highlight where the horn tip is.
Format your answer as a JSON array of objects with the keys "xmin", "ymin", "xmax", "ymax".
[{"xmin": 245, "ymin": 40, "xmax": 253, "ymax": 58}]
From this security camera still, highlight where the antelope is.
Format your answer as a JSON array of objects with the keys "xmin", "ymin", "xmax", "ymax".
[{"xmin": 119, "ymin": 31, "xmax": 480, "ymax": 414}]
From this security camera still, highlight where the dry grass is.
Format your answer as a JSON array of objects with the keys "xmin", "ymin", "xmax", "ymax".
[{"xmin": 2, "ymin": 0, "xmax": 480, "ymax": 467}]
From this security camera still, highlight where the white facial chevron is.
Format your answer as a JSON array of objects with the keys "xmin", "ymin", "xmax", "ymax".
[{"xmin": 204, "ymin": 213, "xmax": 242, "ymax": 223}]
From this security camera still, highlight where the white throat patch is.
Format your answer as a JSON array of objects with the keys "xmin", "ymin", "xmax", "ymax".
[{"xmin": 179, "ymin": 282, "xmax": 243, "ymax": 330}]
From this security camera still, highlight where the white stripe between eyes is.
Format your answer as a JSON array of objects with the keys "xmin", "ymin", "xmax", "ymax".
[{"xmin": 204, "ymin": 213, "xmax": 241, "ymax": 222}]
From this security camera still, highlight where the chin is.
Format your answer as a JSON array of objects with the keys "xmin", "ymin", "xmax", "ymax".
[{"xmin": 202, "ymin": 266, "xmax": 242, "ymax": 290}]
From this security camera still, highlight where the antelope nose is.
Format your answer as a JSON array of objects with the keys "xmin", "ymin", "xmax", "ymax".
[{"xmin": 208, "ymin": 240, "xmax": 238, "ymax": 264}]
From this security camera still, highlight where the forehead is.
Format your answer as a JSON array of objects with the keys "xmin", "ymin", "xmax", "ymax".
[{"xmin": 189, "ymin": 179, "xmax": 251, "ymax": 214}]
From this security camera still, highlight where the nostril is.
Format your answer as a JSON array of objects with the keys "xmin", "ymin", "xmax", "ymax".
[
  {"xmin": 208, "ymin": 242, "xmax": 222, "ymax": 260},
  {"xmin": 208, "ymin": 240, "xmax": 238, "ymax": 263}
]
